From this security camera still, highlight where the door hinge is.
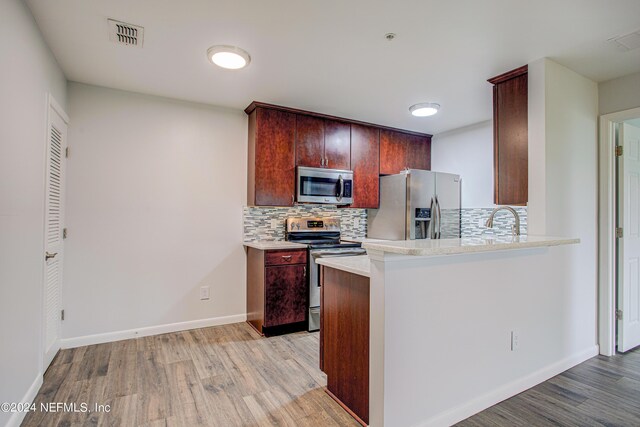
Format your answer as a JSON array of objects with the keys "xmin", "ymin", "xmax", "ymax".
[
  {"xmin": 616, "ymin": 146, "xmax": 623, "ymax": 157},
  {"xmin": 63, "ymin": 228, "xmax": 67, "ymax": 239},
  {"xmin": 616, "ymin": 227, "xmax": 623, "ymax": 238},
  {"xmin": 61, "ymin": 309, "xmax": 65, "ymax": 321},
  {"xmin": 616, "ymin": 310, "xmax": 623, "ymax": 320},
  {"xmin": 65, "ymin": 147, "xmax": 70, "ymax": 158}
]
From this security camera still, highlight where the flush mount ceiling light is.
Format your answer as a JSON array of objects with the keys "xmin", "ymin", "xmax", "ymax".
[
  {"xmin": 207, "ymin": 45, "xmax": 251, "ymax": 70},
  {"xmin": 409, "ymin": 103, "xmax": 440, "ymax": 117}
]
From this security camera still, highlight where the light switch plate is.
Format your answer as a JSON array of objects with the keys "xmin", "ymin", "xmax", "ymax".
[{"xmin": 200, "ymin": 286, "xmax": 210, "ymax": 300}]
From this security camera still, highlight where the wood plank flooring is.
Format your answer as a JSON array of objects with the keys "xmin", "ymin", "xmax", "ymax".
[
  {"xmin": 456, "ymin": 346, "xmax": 640, "ymax": 427},
  {"xmin": 23, "ymin": 322, "xmax": 640, "ymax": 427},
  {"xmin": 22, "ymin": 322, "xmax": 359, "ymax": 427}
]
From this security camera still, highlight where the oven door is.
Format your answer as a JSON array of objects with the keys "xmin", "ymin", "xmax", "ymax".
[
  {"xmin": 309, "ymin": 248, "xmax": 366, "ymax": 331},
  {"xmin": 297, "ymin": 167, "xmax": 353, "ymax": 205}
]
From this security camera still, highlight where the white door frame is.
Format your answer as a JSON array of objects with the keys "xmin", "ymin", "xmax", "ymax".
[
  {"xmin": 599, "ymin": 106, "xmax": 640, "ymax": 356},
  {"xmin": 42, "ymin": 93, "xmax": 69, "ymax": 371}
]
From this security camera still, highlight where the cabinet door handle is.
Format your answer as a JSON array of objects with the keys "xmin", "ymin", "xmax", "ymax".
[
  {"xmin": 291, "ymin": 194, "xmax": 294, "ymax": 204},
  {"xmin": 325, "ymin": 157, "xmax": 329, "ymax": 167},
  {"xmin": 321, "ymin": 157, "xmax": 325, "ymax": 166},
  {"xmin": 282, "ymin": 255, "xmax": 292, "ymax": 261},
  {"xmin": 303, "ymin": 266, "xmax": 306, "ymax": 276}
]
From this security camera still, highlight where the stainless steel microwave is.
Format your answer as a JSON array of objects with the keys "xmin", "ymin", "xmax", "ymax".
[{"xmin": 296, "ymin": 167, "xmax": 354, "ymax": 205}]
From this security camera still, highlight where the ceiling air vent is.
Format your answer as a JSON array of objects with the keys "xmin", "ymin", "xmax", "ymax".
[
  {"xmin": 108, "ymin": 19, "xmax": 144, "ymax": 47},
  {"xmin": 609, "ymin": 29, "xmax": 640, "ymax": 51}
]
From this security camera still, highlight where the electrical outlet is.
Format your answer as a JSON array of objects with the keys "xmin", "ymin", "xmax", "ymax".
[
  {"xmin": 270, "ymin": 219, "xmax": 279, "ymax": 229},
  {"xmin": 354, "ymin": 218, "xmax": 360, "ymax": 228},
  {"xmin": 511, "ymin": 330, "xmax": 520, "ymax": 351},
  {"xmin": 478, "ymin": 218, "xmax": 485, "ymax": 227},
  {"xmin": 200, "ymin": 286, "xmax": 210, "ymax": 300}
]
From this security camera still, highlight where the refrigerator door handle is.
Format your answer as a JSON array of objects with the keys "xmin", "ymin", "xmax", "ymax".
[
  {"xmin": 435, "ymin": 195, "xmax": 442, "ymax": 239},
  {"xmin": 429, "ymin": 197, "xmax": 435, "ymax": 239}
]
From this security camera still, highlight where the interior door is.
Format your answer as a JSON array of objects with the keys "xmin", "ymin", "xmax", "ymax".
[
  {"xmin": 43, "ymin": 101, "xmax": 68, "ymax": 369},
  {"xmin": 618, "ymin": 122, "xmax": 640, "ymax": 352}
]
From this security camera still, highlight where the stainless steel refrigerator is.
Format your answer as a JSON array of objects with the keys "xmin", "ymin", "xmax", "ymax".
[{"xmin": 367, "ymin": 169, "xmax": 461, "ymax": 240}]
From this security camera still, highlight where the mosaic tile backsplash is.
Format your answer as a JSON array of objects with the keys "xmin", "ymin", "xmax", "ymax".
[
  {"xmin": 243, "ymin": 205, "xmax": 526, "ymax": 241},
  {"xmin": 461, "ymin": 207, "xmax": 528, "ymax": 238},
  {"xmin": 243, "ymin": 205, "xmax": 367, "ymax": 242}
]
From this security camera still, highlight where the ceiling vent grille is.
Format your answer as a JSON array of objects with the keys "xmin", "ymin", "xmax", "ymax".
[
  {"xmin": 609, "ymin": 29, "xmax": 640, "ymax": 51},
  {"xmin": 108, "ymin": 19, "xmax": 144, "ymax": 47}
]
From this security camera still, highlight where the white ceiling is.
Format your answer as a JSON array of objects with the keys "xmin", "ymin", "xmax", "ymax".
[{"xmin": 26, "ymin": 0, "xmax": 640, "ymax": 134}]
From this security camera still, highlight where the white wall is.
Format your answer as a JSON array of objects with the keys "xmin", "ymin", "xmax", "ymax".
[
  {"xmin": 63, "ymin": 83, "xmax": 247, "ymax": 345},
  {"xmin": 599, "ymin": 71, "xmax": 640, "ymax": 115},
  {"xmin": 0, "ymin": 1, "xmax": 67, "ymax": 426},
  {"xmin": 528, "ymin": 57, "xmax": 598, "ymax": 330},
  {"xmin": 431, "ymin": 120, "xmax": 494, "ymax": 208}
]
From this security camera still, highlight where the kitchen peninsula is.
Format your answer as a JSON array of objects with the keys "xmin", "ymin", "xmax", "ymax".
[{"xmin": 317, "ymin": 235, "xmax": 597, "ymax": 427}]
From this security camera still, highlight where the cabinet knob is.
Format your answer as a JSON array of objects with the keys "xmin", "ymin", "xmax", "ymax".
[{"xmin": 282, "ymin": 255, "xmax": 292, "ymax": 261}]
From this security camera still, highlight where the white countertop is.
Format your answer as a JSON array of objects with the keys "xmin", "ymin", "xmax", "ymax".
[
  {"xmin": 243, "ymin": 241, "xmax": 307, "ymax": 250},
  {"xmin": 315, "ymin": 255, "xmax": 370, "ymax": 278},
  {"xmin": 362, "ymin": 235, "xmax": 580, "ymax": 257}
]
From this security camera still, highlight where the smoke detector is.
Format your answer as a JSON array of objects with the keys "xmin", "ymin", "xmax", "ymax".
[
  {"xmin": 108, "ymin": 19, "xmax": 144, "ymax": 47},
  {"xmin": 609, "ymin": 29, "xmax": 640, "ymax": 51}
]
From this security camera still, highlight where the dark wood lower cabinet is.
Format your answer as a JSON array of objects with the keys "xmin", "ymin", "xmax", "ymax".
[
  {"xmin": 320, "ymin": 266, "xmax": 370, "ymax": 426},
  {"xmin": 264, "ymin": 265, "xmax": 306, "ymax": 327},
  {"xmin": 246, "ymin": 247, "xmax": 308, "ymax": 335}
]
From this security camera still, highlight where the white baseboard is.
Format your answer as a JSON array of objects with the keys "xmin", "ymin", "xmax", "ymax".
[
  {"xmin": 60, "ymin": 313, "xmax": 247, "ymax": 349},
  {"xmin": 421, "ymin": 345, "xmax": 600, "ymax": 427},
  {"xmin": 6, "ymin": 373, "xmax": 43, "ymax": 427}
]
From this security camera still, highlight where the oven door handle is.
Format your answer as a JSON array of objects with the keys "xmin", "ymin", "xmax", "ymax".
[
  {"xmin": 336, "ymin": 174, "xmax": 344, "ymax": 202},
  {"xmin": 312, "ymin": 250, "xmax": 366, "ymax": 258}
]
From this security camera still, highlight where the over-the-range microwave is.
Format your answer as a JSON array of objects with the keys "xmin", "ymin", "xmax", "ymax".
[{"xmin": 296, "ymin": 166, "xmax": 354, "ymax": 205}]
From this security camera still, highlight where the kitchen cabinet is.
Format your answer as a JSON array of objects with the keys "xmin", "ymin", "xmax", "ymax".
[
  {"xmin": 246, "ymin": 247, "xmax": 308, "ymax": 335},
  {"xmin": 245, "ymin": 102, "xmax": 432, "ymax": 207},
  {"xmin": 323, "ymin": 120, "xmax": 351, "ymax": 169},
  {"xmin": 488, "ymin": 65, "xmax": 528, "ymax": 206},
  {"xmin": 350, "ymin": 124, "xmax": 380, "ymax": 208},
  {"xmin": 295, "ymin": 115, "xmax": 351, "ymax": 170},
  {"xmin": 320, "ymin": 265, "xmax": 370, "ymax": 425},
  {"xmin": 295, "ymin": 114, "xmax": 325, "ymax": 168},
  {"xmin": 247, "ymin": 106, "xmax": 296, "ymax": 206},
  {"xmin": 379, "ymin": 129, "xmax": 431, "ymax": 175}
]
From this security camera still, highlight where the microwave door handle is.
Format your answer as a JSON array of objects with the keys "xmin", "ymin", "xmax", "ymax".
[{"xmin": 337, "ymin": 174, "xmax": 344, "ymax": 201}]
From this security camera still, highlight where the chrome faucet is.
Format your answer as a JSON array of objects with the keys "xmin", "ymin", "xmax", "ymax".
[{"xmin": 485, "ymin": 206, "xmax": 521, "ymax": 236}]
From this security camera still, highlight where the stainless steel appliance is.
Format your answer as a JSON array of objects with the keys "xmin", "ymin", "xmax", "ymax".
[
  {"xmin": 296, "ymin": 167, "xmax": 354, "ymax": 205},
  {"xmin": 286, "ymin": 217, "xmax": 366, "ymax": 331},
  {"xmin": 367, "ymin": 169, "xmax": 461, "ymax": 240}
]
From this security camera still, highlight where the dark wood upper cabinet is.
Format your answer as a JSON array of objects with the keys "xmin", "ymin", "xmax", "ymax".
[
  {"xmin": 323, "ymin": 120, "xmax": 351, "ymax": 170},
  {"xmin": 247, "ymin": 107, "xmax": 296, "ymax": 206},
  {"xmin": 379, "ymin": 129, "xmax": 431, "ymax": 175},
  {"xmin": 488, "ymin": 65, "xmax": 528, "ymax": 206},
  {"xmin": 245, "ymin": 102, "xmax": 431, "ymax": 207},
  {"xmin": 295, "ymin": 116, "xmax": 351, "ymax": 170},
  {"xmin": 295, "ymin": 114, "xmax": 324, "ymax": 168},
  {"xmin": 350, "ymin": 124, "xmax": 380, "ymax": 208}
]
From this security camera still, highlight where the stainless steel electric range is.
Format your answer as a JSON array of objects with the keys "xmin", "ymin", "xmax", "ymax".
[{"xmin": 285, "ymin": 217, "xmax": 366, "ymax": 331}]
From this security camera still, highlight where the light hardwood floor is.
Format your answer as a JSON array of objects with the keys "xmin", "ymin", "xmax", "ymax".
[
  {"xmin": 457, "ymin": 346, "xmax": 640, "ymax": 426},
  {"xmin": 24, "ymin": 322, "xmax": 640, "ymax": 427},
  {"xmin": 22, "ymin": 322, "xmax": 359, "ymax": 427}
]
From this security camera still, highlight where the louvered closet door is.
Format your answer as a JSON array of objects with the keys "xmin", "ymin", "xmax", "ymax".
[{"xmin": 44, "ymin": 103, "xmax": 67, "ymax": 369}]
